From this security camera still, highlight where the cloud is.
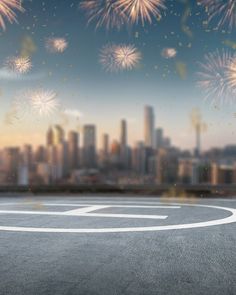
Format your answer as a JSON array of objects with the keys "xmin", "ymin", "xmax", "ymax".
[
  {"xmin": 0, "ymin": 68, "xmax": 46, "ymax": 81},
  {"xmin": 64, "ymin": 109, "xmax": 84, "ymax": 118}
]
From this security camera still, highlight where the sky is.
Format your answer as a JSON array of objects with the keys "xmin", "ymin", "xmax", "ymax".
[{"xmin": 0, "ymin": 0, "xmax": 235, "ymax": 151}]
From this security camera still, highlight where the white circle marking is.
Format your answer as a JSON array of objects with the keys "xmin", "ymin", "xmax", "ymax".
[{"xmin": 0, "ymin": 203, "xmax": 235, "ymax": 233}]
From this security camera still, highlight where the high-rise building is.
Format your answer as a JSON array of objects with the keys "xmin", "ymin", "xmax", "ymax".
[
  {"xmin": 155, "ymin": 128, "xmax": 163, "ymax": 149},
  {"xmin": 47, "ymin": 125, "xmax": 64, "ymax": 146},
  {"xmin": 57, "ymin": 142, "xmax": 68, "ymax": 177},
  {"xmin": 3, "ymin": 148, "xmax": 20, "ymax": 184},
  {"xmin": 120, "ymin": 119, "xmax": 127, "ymax": 147},
  {"xmin": 99, "ymin": 134, "xmax": 110, "ymax": 169},
  {"xmin": 53, "ymin": 125, "xmax": 65, "ymax": 145},
  {"xmin": 132, "ymin": 141, "xmax": 146, "ymax": 175},
  {"xmin": 83, "ymin": 125, "xmax": 97, "ymax": 168},
  {"xmin": 144, "ymin": 105, "xmax": 155, "ymax": 148},
  {"xmin": 22, "ymin": 145, "xmax": 33, "ymax": 169},
  {"xmin": 46, "ymin": 126, "xmax": 53, "ymax": 146},
  {"xmin": 120, "ymin": 119, "xmax": 128, "ymax": 168},
  {"xmin": 68, "ymin": 131, "xmax": 79, "ymax": 171},
  {"xmin": 156, "ymin": 148, "xmax": 178, "ymax": 184},
  {"xmin": 34, "ymin": 145, "xmax": 47, "ymax": 163},
  {"xmin": 110, "ymin": 140, "xmax": 120, "ymax": 166},
  {"xmin": 102, "ymin": 133, "xmax": 109, "ymax": 158},
  {"xmin": 46, "ymin": 125, "xmax": 67, "ymax": 181}
]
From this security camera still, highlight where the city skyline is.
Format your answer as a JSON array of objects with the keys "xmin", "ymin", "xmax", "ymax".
[
  {"xmin": 1, "ymin": 105, "xmax": 234, "ymax": 151},
  {"xmin": 0, "ymin": 1, "xmax": 235, "ymax": 151},
  {"xmin": 1, "ymin": 102, "xmax": 236, "ymax": 187}
]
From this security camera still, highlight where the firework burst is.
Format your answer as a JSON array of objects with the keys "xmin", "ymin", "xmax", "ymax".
[
  {"xmin": 115, "ymin": 44, "xmax": 141, "ymax": 70},
  {"xmin": 226, "ymin": 57, "xmax": 236, "ymax": 90},
  {"xmin": 197, "ymin": 49, "xmax": 236, "ymax": 104},
  {"xmin": 161, "ymin": 48, "xmax": 177, "ymax": 59},
  {"xmin": 117, "ymin": 0, "xmax": 166, "ymax": 25},
  {"xmin": 0, "ymin": 0, "xmax": 24, "ymax": 30},
  {"xmin": 99, "ymin": 44, "xmax": 141, "ymax": 72},
  {"xmin": 30, "ymin": 89, "xmax": 59, "ymax": 116},
  {"xmin": 46, "ymin": 38, "xmax": 68, "ymax": 53},
  {"xmin": 5, "ymin": 56, "xmax": 32, "ymax": 74},
  {"xmin": 199, "ymin": 0, "xmax": 236, "ymax": 30},
  {"xmin": 12, "ymin": 90, "xmax": 33, "ymax": 121},
  {"xmin": 80, "ymin": 0, "xmax": 128, "ymax": 30},
  {"xmin": 99, "ymin": 44, "xmax": 119, "ymax": 72}
]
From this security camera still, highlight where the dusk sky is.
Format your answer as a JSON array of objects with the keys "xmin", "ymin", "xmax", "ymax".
[{"xmin": 0, "ymin": 0, "xmax": 235, "ymax": 150}]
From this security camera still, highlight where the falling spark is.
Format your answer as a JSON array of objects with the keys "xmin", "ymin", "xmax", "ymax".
[
  {"xmin": 161, "ymin": 48, "xmax": 177, "ymax": 59},
  {"xmin": 117, "ymin": 0, "xmax": 166, "ymax": 25},
  {"xmin": 197, "ymin": 49, "xmax": 236, "ymax": 104},
  {"xmin": 46, "ymin": 38, "xmax": 68, "ymax": 53},
  {"xmin": 0, "ymin": 0, "xmax": 24, "ymax": 30},
  {"xmin": 5, "ymin": 56, "xmax": 32, "ymax": 74},
  {"xmin": 199, "ymin": 0, "xmax": 236, "ymax": 30},
  {"xmin": 30, "ymin": 90, "xmax": 59, "ymax": 116},
  {"xmin": 80, "ymin": 0, "xmax": 128, "ymax": 30},
  {"xmin": 115, "ymin": 44, "xmax": 141, "ymax": 70}
]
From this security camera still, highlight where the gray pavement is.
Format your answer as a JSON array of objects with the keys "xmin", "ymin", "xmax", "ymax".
[{"xmin": 0, "ymin": 195, "xmax": 236, "ymax": 295}]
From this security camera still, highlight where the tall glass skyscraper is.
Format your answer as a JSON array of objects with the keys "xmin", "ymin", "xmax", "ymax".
[{"xmin": 144, "ymin": 106, "xmax": 155, "ymax": 148}]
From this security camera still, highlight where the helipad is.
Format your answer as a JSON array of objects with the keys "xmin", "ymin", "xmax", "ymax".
[
  {"xmin": 0, "ymin": 200, "xmax": 236, "ymax": 233},
  {"xmin": 1, "ymin": 196, "xmax": 236, "ymax": 295}
]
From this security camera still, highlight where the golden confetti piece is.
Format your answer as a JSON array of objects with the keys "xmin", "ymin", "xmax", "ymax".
[
  {"xmin": 20, "ymin": 35, "xmax": 37, "ymax": 58},
  {"xmin": 222, "ymin": 39, "xmax": 236, "ymax": 50},
  {"xmin": 181, "ymin": 1, "xmax": 193, "ymax": 38},
  {"xmin": 175, "ymin": 61, "xmax": 187, "ymax": 79}
]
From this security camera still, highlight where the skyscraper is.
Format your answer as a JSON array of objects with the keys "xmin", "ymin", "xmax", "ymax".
[
  {"xmin": 68, "ymin": 131, "xmax": 79, "ymax": 171},
  {"xmin": 132, "ymin": 141, "xmax": 146, "ymax": 175},
  {"xmin": 83, "ymin": 125, "xmax": 97, "ymax": 168},
  {"xmin": 120, "ymin": 119, "xmax": 127, "ymax": 147},
  {"xmin": 155, "ymin": 128, "xmax": 163, "ymax": 149},
  {"xmin": 120, "ymin": 119, "xmax": 128, "ymax": 168},
  {"xmin": 46, "ymin": 125, "xmax": 67, "ymax": 181},
  {"xmin": 144, "ymin": 105, "xmax": 155, "ymax": 148},
  {"xmin": 53, "ymin": 125, "xmax": 65, "ymax": 145},
  {"xmin": 46, "ymin": 126, "xmax": 53, "ymax": 146},
  {"xmin": 46, "ymin": 125, "xmax": 64, "ymax": 146},
  {"xmin": 102, "ymin": 133, "xmax": 109, "ymax": 158},
  {"xmin": 3, "ymin": 148, "xmax": 20, "ymax": 184}
]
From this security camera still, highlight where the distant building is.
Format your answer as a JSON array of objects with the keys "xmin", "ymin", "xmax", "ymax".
[
  {"xmin": 83, "ymin": 125, "xmax": 97, "ymax": 168},
  {"xmin": 132, "ymin": 141, "xmax": 146, "ymax": 175},
  {"xmin": 34, "ymin": 145, "xmax": 47, "ymax": 163},
  {"xmin": 156, "ymin": 148, "xmax": 178, "ymax": 184},
  {"xmin": 120, "ymin": 119, "xmax": 128, "ymax": 168},
  {"xmin": 155, "ymin": 128, "xmax": 163, "ymax": 149},
  {"xmin": 46, "ymin": 126, "xmax": 53, "ymax": 146},
  {"xmin": 144, "ymin": 105, "xmax": 155, "ymax": 148},
  {"xmin": 102, "ymin": 133, "xmax": 109, "ymax": 157},
  {"xmin": 68, "ymin": 131, "xmax": 79, "ymax": 171},
  {"xmin": 36, "ymin": 163, "xmax": 51, "ymax": 184},
  {"xmin": 211, "ymin": 163, "xmax": 236, "ymax": 185},
  {"xmin": 47, "ymin": 125, "xmax": 64, "ymax": 146},
  {"xmin": 3, "ymin": 148, "xmax": 20, "ymax": 184},
  {"xmin": 17, "ymin": 165, "xmax": 29, "ymax": 186},
  {"xmin": 110, "ymin": 140, "xmax": 120, "ymax": 167},
  {"xmin": 178, "ymin": 158, "xmax": 201, "ymax": 184},
  {"xmin": 162, "ymin": 137, "xmax": 171, "ymax": 149},
  {"xmin": 22, "ymin": 145, "xmax": 33, "ymax": 168}
]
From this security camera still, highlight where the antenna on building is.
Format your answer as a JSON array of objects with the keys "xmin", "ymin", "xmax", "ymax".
[{"xmin": 190, "ymin": 108, "xmax": 207, "ymax": 157}]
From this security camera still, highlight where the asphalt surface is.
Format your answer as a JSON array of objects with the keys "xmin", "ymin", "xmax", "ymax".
[{"xmin": 0, "ymin": 195, "xmax": 236, "ymax": 295}]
